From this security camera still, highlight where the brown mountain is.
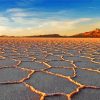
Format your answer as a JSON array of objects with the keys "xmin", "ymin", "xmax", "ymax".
[{"xmin": 72, "ymin": 28, "xmax": 100, "ymax": 38}]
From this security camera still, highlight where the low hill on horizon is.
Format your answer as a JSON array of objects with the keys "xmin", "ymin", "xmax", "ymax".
[{"xmin": 26, "ymin": 34, "xmax": 64, "ymax": 38}]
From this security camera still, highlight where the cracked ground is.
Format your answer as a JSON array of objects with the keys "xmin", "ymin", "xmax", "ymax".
[{"xmin": 0, "ymin": 38, "xmax": 100, "ymax": 100}]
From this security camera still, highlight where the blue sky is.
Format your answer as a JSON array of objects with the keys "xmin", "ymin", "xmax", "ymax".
[{"xmin": 0, "ymin": 0, "xmax": 100, "ymax": 36}]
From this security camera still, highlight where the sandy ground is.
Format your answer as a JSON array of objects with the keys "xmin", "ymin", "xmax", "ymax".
[{"xmin": 0, "ymin": 38, "xmax": 100, "ymax": 100}]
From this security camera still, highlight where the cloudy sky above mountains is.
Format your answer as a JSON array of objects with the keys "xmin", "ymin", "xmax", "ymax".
[{"xmin": 0, "ymin": 0, "xmax": 100, "ymax": 36}]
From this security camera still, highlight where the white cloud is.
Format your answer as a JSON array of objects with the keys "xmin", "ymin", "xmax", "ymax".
[
  {"xmin": 0, "ymin": 8, "xmax": 94, "ymax": 36},
  {"xmin": 0, "ymin": 17, "xmax": 93, "ymax": 36},
  {"xmin": 37, "ymin": 18, "xmax": 92, "ymax": 30}
]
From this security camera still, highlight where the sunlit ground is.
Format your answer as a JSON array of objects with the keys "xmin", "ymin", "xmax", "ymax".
[{"xmin": 0, "ymin": 38, "xmax": 100, "ymax": 100}]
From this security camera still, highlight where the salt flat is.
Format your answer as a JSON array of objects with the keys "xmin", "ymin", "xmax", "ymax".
[{"xmin": 0, "ymin": 38, "xmax": 100, "ymax": 100}]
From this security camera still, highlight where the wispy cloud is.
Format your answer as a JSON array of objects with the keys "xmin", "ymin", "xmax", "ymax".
[
  {"xmin": 0, "ymin": 8, "xmax": 72, "ymax": 27},
  {"xmin": 6, "ymin": 8, "xmax": 73, "ymax": 19}
]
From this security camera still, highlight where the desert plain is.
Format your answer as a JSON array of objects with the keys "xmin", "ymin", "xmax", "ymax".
[{"xmin": 0, "ymin": 38, "xmax": 100, "ymax": 100}]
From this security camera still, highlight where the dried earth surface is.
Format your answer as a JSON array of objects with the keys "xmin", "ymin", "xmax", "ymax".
[{"xmin": 0, "ymin": 38, "xmax": 100, "ymax": 100}]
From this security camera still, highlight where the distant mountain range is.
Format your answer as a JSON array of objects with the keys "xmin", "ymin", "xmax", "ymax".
[
  {"xmin": 25, "ymin": 28, "xmax": 100, "ymax": 38},
  {"xmin": 26, "ymin": 28, "xmax": 100, "ymax": 38},
  {"xmin": 0, "ymin": 28, "xmax": 100, "ymax": 38}
]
